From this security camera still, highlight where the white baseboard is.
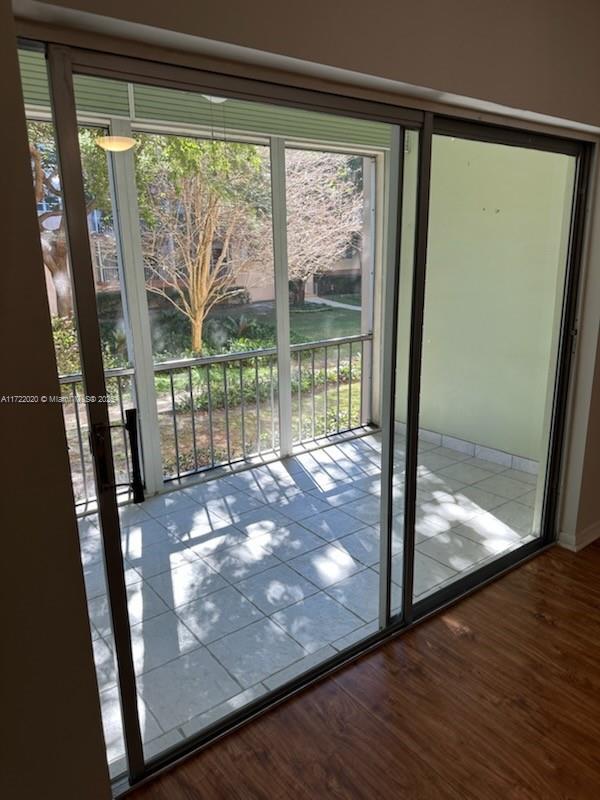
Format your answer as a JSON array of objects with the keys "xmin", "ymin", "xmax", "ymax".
[{"xmin": 558, "ymin": 520, "xmax": 600, "ymax": 552}]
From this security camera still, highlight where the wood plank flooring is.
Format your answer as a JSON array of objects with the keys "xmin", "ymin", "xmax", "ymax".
[{"xmin": 129, "ymin": 542, "xmax": 600, "ymax": 799}]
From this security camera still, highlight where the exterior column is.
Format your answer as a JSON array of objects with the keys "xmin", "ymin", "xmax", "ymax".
[{"xmin": 108, "ymin": 117, "xmax": 164, "ymax": 495}]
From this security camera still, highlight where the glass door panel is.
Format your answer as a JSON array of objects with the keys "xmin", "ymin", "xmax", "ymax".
[
  {"xmin": 130, "ymin": 127, "xmax": 277, "ymax": 478},
  {"xmin": 411, "ymin": 133, "xmax": 576, "ymax": 600},
  {"xmin": 43, "ymin": 51, "xmax": 399, "ymax": 775},
  {"xmin": 284, "ymin": 146, "xmax": 375, "ymax": 444}
]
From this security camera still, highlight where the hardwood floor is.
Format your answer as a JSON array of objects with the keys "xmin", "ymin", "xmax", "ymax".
[{"xmin": 129, "ymin": 542, "xmax": 600, "ymax": 799}]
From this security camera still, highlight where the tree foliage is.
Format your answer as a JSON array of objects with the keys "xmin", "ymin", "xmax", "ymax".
[
  {"xmin": 28, "ymin": 122, "xmax": 112, "ymax": 316},
  {"xmin": 28, "ymin": 121, "xmax": 364, "ymax": 356},
  {"xmin": 138, "ymin": 136, "xmax": 271, "ymax": 352}
]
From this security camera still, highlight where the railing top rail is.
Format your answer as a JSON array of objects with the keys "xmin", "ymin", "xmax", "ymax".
[
  {"xmin": 153, "ymin": 333, "xmax": 373, "ymax": 373},
  {"xmin": 154, "ymin": 346, "xmax": 277, "ymax": 371},
  {"xmin": 290, "ymin": 332, "xmax": 371, "ymax": 353},
  {"xmin": 59, "ymin": 365, "xmax": 135, "ymax": 384}
]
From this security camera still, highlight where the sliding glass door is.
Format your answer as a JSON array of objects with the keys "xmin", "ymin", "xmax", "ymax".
[
  {"xmin": 19, "ymin": 39, "xmax": 588, "ymax": 792},
  {"xmin": 389, "ymin": 120, "xmax": 584, "ymax": 614}
]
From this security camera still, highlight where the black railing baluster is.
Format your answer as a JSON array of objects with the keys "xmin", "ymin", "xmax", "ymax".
[
  {"xmin": 336, "ymin": 344, "xmax": 341, "ymax": 433},
  {"xmin": 297, "ymin": 350, "xmax": 302, "ymax": 442},
  {"xmin": 169, "ymin": 371, "xmax": 180, "ymax": 480},
  {"xmin": 255, "ymin": 356, "xmax": 260, "ymax": 455},
  {"xmin": 72, "ymin": 381, "xmax": 89, "ymax": 505},
  {"xmin": 348, "ymin": 342, "xmax": 352, "ymax": 430},
  {"xmin": 188, "ymin": 366, "xmax": 198, "ymax": 472},
  {"xmin": 206, "ymin": 364, "xmax": 215, "ymax": 469},
  {"xmin": 116, "ymin": 376, "xmax": 131, "ymax": 485},
  {"xmin": 223, "ymin": 363, "xmax": 231, "ymax": 465},
  {"xmin": 239, "ymin": 359, "xmax": 246, "ymax": 460},
  {"xmin": 270, "ymin": 358, "xmax": 275, "ymax": 450},
  {"xmin": 311, "ymin": 349, "xmax": 316, "ymax": 441},
  {"xmin": 324, "ymin": 346, "xmax": 328, "ymax": 435}
]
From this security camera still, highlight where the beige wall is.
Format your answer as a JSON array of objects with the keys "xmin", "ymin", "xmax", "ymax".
[
  {"xmin": 1, "ymin": 2, "xmax": 111, "ymax": 797},
  {"xmin": 26, "ymin": 0, "xmax": 600, "ymax": 128}
]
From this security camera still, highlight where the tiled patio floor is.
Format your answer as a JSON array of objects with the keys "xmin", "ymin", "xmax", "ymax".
[{"xmin": 78, "ymin": 433, "xmax": 538, "ymax": 775}]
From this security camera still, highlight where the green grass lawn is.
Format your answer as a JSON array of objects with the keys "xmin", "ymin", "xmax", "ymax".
[
  {"xmin": 207, "ymin": 300, "xmax": 361, "ymax": 343},
  {"xmin": 323, "ymin": 293, "xmax": 362, "ymax": 307}
]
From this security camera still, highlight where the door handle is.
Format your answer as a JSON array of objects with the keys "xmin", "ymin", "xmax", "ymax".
[
  {"xmin": 90, "ymin": 411, "xmax": 145, "ymax": 502},
  {"xmin": 90, "ymin": 421, "xmax": 112, "ymax": 491}
]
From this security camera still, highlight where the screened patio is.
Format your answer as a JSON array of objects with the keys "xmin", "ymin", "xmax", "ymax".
[{"xmin": 79, "ymin": 432, "xmax": 538, "ymax": 775}]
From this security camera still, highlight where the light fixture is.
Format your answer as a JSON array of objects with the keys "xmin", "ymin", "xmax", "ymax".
[
  {"xmin": 95, "ymin": 135, "xmax": 137, "ymax": 152},
  {"xmin": 202, "ymin": 95, "xmax": 228, "ymax": 104}
]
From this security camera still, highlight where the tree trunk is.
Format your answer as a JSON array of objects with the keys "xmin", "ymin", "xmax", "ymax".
[
  {"xmin": 191, "ymin": 315, "xmax": 204, "ymax": 353},
  {"xmin": 41, "ymin": 232, "xmax": 74, "ymax": 317},
  {"xmin": 289, "ymin": 278, "xmax": 306, "ymax": 307},
  {"xmin": 297, "ymin": 279, "xmax": 306, "ymax": 306},
  {"xmin": 53, "ymin": 266, "xmax": 74, "ymax": 318}
]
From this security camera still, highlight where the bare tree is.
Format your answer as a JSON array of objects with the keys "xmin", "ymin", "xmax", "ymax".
[
  {"xmin": 285, "ymin": 150, "xmax": 363, "ymax": 305},
  {"xmin": 143, "ymin": 166, "xmax": 265, "ymax": 353}
]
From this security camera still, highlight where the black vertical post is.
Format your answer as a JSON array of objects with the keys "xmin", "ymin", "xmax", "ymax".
[
  {"xmin": 402, "ymin": 113, "xmax": 433, "ymax": 626},
  {"xmin": 125, "ymin": 408, "xmax": 145, "ymax": 504}
]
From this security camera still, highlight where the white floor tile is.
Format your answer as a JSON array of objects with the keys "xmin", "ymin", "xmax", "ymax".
[
  {"xmin": 308, "ymin": 484, "xmax": 368, "ymax": 507},
  {"xmin": 299, "ymin": 508, "xmax": 365, "ymax": 540},
  {"xmin": 250, "ymin": 522, "xmax": 326, "ymax": 561},
  {"xmin": 137, "ymin": 646, "xmax": 241, "ymax": 731},
  {"xmin": 472, "ymin": 474, "xmax": 532, "ymax": 500},
  {"xmin": 344, "ymin": 494, "xmax": 381, "ymax": 526},
  {"xmin": 185, "ymin": 527, "xmax": 249, "ymax": 558},
  {"xmin": 236, "ymin": 563, "xmax": 319, "ymax": 614},
  {"xmin": 93, "ymin": 637, "xmax": 117, "ymax": 691},
  {"xmin": 326, "ymin": 568, "xmax": 380, "ymax": 622},
  {"xmin": 146, "ymin": 558, "xmax": 228, "ymax": 608},
  {"xmin": 159, "ymin": 506, "xmax": 232, "ymax": 541},
  {"xmin": 234, "ymin": 506, "xmax": 292, "ymax": 538},
  {"xmin": 263, "ymin": 646, "xmax": 337, "ymax": 690},
  {"xmin": 278, "ymin": 493, "xmax": 331, "ymax": 522},
  {"xmin": 331, "ymin": 620, "xmax": 379, "ymax": 651},
  {"xmin": 118, "ymin": 504, "xmax": 151, "ymax": 527},
  {"xmin": 272, "ymin": 592, "xmax": 363, "ymax": 653},
  {"xmin": 204, "ymin": 491, "xmax": 266, "ymax": 523},
  {"xmin": 174, "ymin": 585, "xmax": 263, "ymax": 644},
  {"xmin": 125, "ymin": 537, "xmax": 198, "ymax": 580},
  {"xmin": 203, "ymin": 540, "xmax": 281, "ymax": 583},
  {"xmin": 208, "ymin": 618, "xmax": 307, "ymax": 688},
  {"xmin": 337, "ymin": 526, "xmax": 380, "ymax": 566},
  {"xmin": 438, "ymin": 462, "xmax": 495, "ymax": 485},
  {"xmin": 88, "ymin": 583, "xmax": 170, "ymax": 637},
  {"xmin": 129, "ymin": 610, "xmax": 202, "ymax": 674},
  {"xmin": 120, "ymin": 519, "xmax": 171, "ymax": 559},
  {"xmin": 288, "ymin": 543, "xmax": 363, "ymax": 588},
  {"xmin": 181, "ymin": 684, "xmax": 267, "ymax": 738},
  {"xmin": 417, "ymin": 530, "xmax": 494, "ymax": 572},
  {"xmin": 139, "ymin": 489, "xmax": 198, "ymax": 519},
  {"xmin": 497, "ymin": 468, "xmax": 538, "ymax": 486},
  {"xmin": 99, "ymin": 686, "xmax": 161, "ymax": 765}
]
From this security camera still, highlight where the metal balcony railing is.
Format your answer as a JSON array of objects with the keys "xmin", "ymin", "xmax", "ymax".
[
  {"xmin": 59, "ymin": 366, "xmax": 136, "ymax": 508},
  {"xmin": 60, "ymin": 333, "xmax": 372, "ymax": 504},
  {"xmin": 153, "ymin": 333, "xmax": 372, "ymax": 481}
]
